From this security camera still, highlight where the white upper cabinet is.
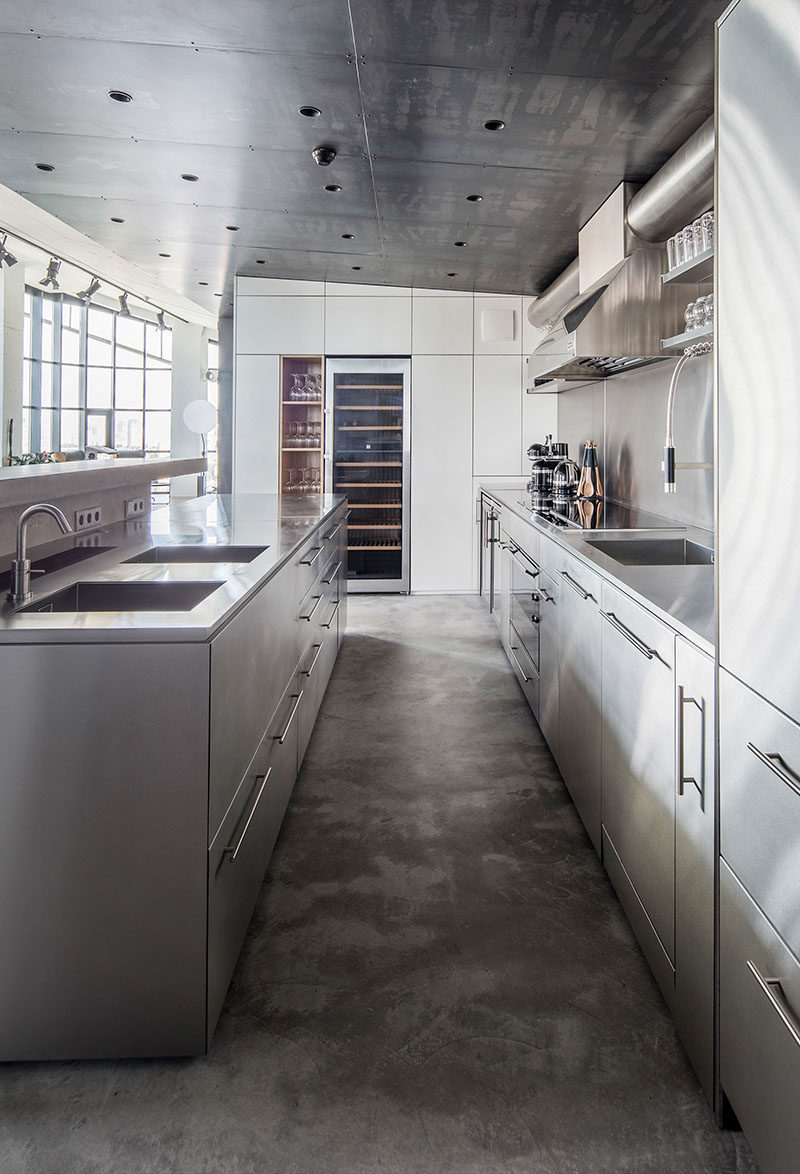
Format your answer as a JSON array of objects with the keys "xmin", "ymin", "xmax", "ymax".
[
  {"xmin": 236, "ymin": 278, "xmax": 324, "ymax": 297},
  {"xmin": 233, "ymin": 354, "xmax": 280, "ymax": 494},
  {"xmin": 236, "ymin": 297, "xmax": 324, "ymax": 355},
  {"xmin": 410, "ymin": 356, "xmax": 473, "ymax": 592},
  {"xmin": 324, "ymin": 296, "xmax": 412, "ymax": 354},
  {"xmin": 412, "ymin": 296, "xmax": 473, "ymax": 354},
  {"xmin": 473, "ymin": 355, "xmax": 523, "ymax": 475},
  {"xmin": 474, "ymin": 296, "xmax": 523, "ymax": 356}
]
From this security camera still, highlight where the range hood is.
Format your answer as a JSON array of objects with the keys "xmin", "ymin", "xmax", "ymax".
[{"xmin": 528, "ymin": 181, "xmax": 709, "ymax": 386}]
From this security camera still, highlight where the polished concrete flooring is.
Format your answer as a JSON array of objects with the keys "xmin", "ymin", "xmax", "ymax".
[{"xmin": 0, "ymin": 596, "xmax": 757, "ymax": 1173}]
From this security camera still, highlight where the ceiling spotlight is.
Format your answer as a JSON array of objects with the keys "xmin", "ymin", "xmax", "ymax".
[
  {"xmin": 109, "ymin": 89, "xmax": 133, "ymax": 103},
  {"xmin": 181, "ymin": 173, "xmax": 199, "ymax": 182},
  {"xmin": 466, "ymin": 194, "xmax": 482, "ymax": 202},
  {"xmin": 0, "ymin": 234, "xmax": 18, "ymax": 268},
  {"xmin": 158, "ymin": 252, "xmax": 171, "ymax": 258},
  {"xmin": 39, "ymin": 257, "xmax": 61, "ymax": 289},
  {"xmin": 299, "ymin": 105, "xmax": 321, "ymax": 118},
  {"xmin": 324, "ymin": 184, "xmax": 341, "ymax": 193},
  {"xmin": 454, "ymin": 240, "xmax": 467, "ymax": 247},
  {"xmin": 110, "ymin": 216, "xmax": 125, "ymax": 223},
  {"xmin": 35, "ymin": 163, "xmax": 55, "ymax": 172},
  {"xmin": 483, "ymin": 118, "xmax": 505, "ymax": 131},
  {"xmin": 156, "ymin": 310, "xmax": 168, "ymax": 331},
  {"xmin": 312, "ymin": 145, "xmax": 336, "ymax": 166},
  {"xmin": 118, "ymin": 291, "xmax": 131, "ymax": 317},
  {"xmin": 76, "ymin": 275, "xmax": 101, "ymax": 303},
  {"xmin": 225, "ymin": 225, "xmax": 239, "ymax": 231},
  {"xmin": 341, "ymin": 233, "xmax": 354, "ymax": 240}
]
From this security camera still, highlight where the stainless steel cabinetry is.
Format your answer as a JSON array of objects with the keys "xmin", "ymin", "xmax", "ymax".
[
  {"xmin": 674, "ymin": 637, "xmax": 715, "ymax": 1103},
  {"xmin": 601, "ymin": 582, "xmax": 675, "ymax": 965},
  {"xmin": 556, "ymin": 552, "xmax": 602, "ymax": 854},
  {"xmin": 479, "ymin": 493, "xmax": 501, "ymax": 619},
  {"xmin": 537, "ymin": 569, "xmax": 560, "ymax": 757}
]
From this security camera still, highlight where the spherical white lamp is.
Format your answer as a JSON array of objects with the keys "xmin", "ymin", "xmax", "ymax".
[{"xmin": 182, "ymin": 398, "xmax": 217, "ymax": 495}]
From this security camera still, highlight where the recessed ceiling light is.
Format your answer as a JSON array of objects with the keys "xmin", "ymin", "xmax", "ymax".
[
  {"xmin": 181, "ymin": 173, "xmax": 199, "ymax": 182},
  {"xmin": 298, "ymin": 105, "xmax": 321, "ymax": 118},
  {"xmin": 466, "ymin": 194, "xmax": 482, "ymax": 202},
  {"xmin": 483, "ymin": 118, "xmax": 505, "ymax": 131},
  {"xmin": 35, "ymin": 162, "xmax": 55, "ymax": 172},
  {"xmin": 447, "ymin": 272, "xmax": 458, "ymax": 277},
  {"xmin": 108, "ymin": 89, "xmax": 133, "ymax": 103},
  {"xmin": 454, "ymin": 240, "xmax": 467, "ymax": 247},
  {"xmin": 158, "ymin": 252, "xmax": 171, "ymax": 257},
  {"xmin": 110, "ymin": 216, "xmax": 125, "ymax": 223},
  {"xmin": 256, "ymin": 258, "xmax": 268, "ymax": 264},
  {"xmin": 199, "ymin": 281, "xmax": 209, "ymax": 286},
  {"xmin": 341, "ymin": 233, "xmax": 355, "ymax": 240},
  {"xmin": 215, "ymin": 292, "xmax": 222, "ymax": 296},
  {"xmin": 225, "ymin": 225, "xmax": 239, "ymax": 231},
  {"xmin": 325, "ymin": 184, "xmax": 342, "ymax": 193},
  {"xmin": 352, "ymin": 266, "xmax": 362, "ymax": 271}
]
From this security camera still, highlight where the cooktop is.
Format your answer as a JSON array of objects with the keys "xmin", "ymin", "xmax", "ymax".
[{"xmin": 517, "ymin": 498, "xmax": 684, "ymax": 532}]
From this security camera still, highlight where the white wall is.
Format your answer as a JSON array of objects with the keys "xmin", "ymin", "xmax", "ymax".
[
  {"xmin": 170, "ymin": 321, "xmax": 214, "ymax": 498},
  {"xmin": 1, "ymin": 263, "xmax": 25, "ymax": 461},
  {"xmin": 233, "ymin": 279, "xmax": 557, "ymax": 592}
]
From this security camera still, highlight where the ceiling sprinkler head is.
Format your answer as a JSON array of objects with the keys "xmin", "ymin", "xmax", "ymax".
[{"xmin": 312, "ymin": 145, "xmax": 337, "ymax": 166}]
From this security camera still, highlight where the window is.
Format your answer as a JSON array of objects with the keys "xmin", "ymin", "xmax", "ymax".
[
  {"xmin": 22, "ymin": 288, "xmax": 173, "ymax": 500},
  {"xmin": 205, "ymin": 338, "xmax": 219, "ymax": 493}
]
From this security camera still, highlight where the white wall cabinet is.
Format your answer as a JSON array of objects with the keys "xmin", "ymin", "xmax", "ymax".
[
  {"xmin": 411, "ymin": 356, "xmax": 473, "ymax": 592},
  {"xmin": 233, "ymin": 355, "xmax": 280, "ymax": 494},
  {"xmin": 236, "ymin": 297, "xmax": 324, "ymax": 355},
  {"xmin": 412, "ymin": 297, "xmax": 473, "ymax": 354},
  {"xmin": 473, "ymin": 355, "xmax": 523, "ymax": 475},
  {"xmin": 324, "ymin": 296, "xmax": 411, "ymax": 354}
]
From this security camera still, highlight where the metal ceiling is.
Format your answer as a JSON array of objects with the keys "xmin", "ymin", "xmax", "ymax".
[{"xmin": 0, "ymin": 1, "xmax": 725, "ymax": 320}]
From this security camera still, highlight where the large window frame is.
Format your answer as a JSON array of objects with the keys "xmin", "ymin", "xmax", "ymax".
[{"xmin": 22, "ymin": 289, "xmax": 173, "ymax": 498}]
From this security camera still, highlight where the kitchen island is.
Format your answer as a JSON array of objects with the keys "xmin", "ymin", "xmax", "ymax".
[{"xmin": 0, "ymin": 492, "xmax": 347, "ymax": 1061}]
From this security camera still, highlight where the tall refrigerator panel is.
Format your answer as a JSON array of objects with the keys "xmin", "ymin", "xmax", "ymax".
[{"xmin": 324, "ymin": 357, "xmax": 410, "ymax": 592}]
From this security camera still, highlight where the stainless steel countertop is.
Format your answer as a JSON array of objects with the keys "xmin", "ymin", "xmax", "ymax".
[
  {"xmin": 0, "ymin": 493, "xmax": 346, "ymax": 644},
  {"xmin": 488, "ymin": 489, "xmax": 716, "ymax": 654}
]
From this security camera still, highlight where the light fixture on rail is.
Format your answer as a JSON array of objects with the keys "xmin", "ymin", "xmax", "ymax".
[
  {"xmin": 76, "ymin": 275, "xmax": 101, "ymax": 304},
  {"xmin": 40, "ymin": 257, "xmax": 61, "ymax": 289},
  {"xmin": 0, "ymin": 234, "xmax": 18, "ymax": 268},
  {"xmin": 156, "ymin": 309, "xmax": 167, "ymax": 331},
  {"xmin": 118, "ymin": 291, "xmax": 131, "ymax": 317}
]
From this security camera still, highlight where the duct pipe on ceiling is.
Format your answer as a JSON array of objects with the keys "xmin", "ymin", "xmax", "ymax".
[
  {"xmin": 626, "ymin": 116, "xmax": 715, "ymax": 242},
  {"xmin": 526, "ymin": 257, "xmax": 580, "ymax": 330}
]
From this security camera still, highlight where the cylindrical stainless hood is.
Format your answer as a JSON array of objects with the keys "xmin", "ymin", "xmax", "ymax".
[
  {"xmin": 526, "ymin": 258, "xmax": 580, "ymax": 330},
  {"xmin": 626, "ymin": 116, "xmax": 715, "ymax": 242}
]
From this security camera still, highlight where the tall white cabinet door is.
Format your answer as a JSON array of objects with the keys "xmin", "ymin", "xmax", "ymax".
[
  {"xmin": 473, "ymin": 355, "xmax": 523, "ymax": 475},
  {"xmin": 325, "ymin": 296, "xmax": 411, "ymax": 354},
  {"xmin": 235, "ymin": 297, "xmax": 324, "ymax": 355},
  {"xmin": 233, "ymin": 355, "xmax": 280, "ymax": 494},
  {"xmin": 412, "ymin": 296, "xmax": 473, "ymax": 354},
  {"xmin": 411, "ymin": 356, "xmax": 473, "ymax": 592}
]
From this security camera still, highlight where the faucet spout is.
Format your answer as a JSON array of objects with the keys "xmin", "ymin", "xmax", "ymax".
[
  {"xmin": 8, "ymin": 503, "xmax": 74, "ymax": 605},
  {"xmin": 663, "ymin": 341, "xmax": 713, "ymax": 494}
]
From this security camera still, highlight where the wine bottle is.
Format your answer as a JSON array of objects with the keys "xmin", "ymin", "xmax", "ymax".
[{"xmin": 577, "ymin": 440, "xmax": 604, "ymax": 500}]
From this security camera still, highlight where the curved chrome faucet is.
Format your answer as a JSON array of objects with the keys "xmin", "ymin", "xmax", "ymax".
[
  {"xmin": 8, "ymin": 503, "xmax": 73, "ymax": 604},
  {"xmin": 664, "ymin": 341, "xmax": 713, "ymax": 493}
]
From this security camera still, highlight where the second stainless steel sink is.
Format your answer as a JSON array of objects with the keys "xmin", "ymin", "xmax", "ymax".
[
  {"xmin": 584, "ymin": 537, "xmax": 714, "ymax": 566},
  {"xmin": 124, "ymin": 544, "xmax": 267, "ymax": 564},
  {"xmin": 19, "ymin": 580, "xmax": 221, "ymax": 613}
]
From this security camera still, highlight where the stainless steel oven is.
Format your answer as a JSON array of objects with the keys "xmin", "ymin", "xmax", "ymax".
[{"xmin": 508, "ymin": 541, "xmax": 541, "ymax": 673}]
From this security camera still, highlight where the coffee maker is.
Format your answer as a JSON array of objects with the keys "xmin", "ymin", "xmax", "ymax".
[{"xmin": 526, "ymin": 435, "xmax": 578, "ymax": 507}]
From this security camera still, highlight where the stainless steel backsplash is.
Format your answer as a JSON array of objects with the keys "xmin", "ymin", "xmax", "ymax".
[{"xmin": 554, "ymin": 354, "xmax": 714, "ymax": 533}]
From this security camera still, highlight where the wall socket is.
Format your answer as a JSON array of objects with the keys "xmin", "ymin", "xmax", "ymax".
[
  {"xmin": 74, "ymin": 505, "xmax": 103, "ymax": 531},
  {"xmin": 125, "ymin": 497, "xmax": 146, "ymax": 518}
]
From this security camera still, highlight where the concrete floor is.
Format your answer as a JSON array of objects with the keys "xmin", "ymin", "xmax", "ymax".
[{"xmin": 0, "ymin": 595, "xmax": 757, "ymax": 1173}]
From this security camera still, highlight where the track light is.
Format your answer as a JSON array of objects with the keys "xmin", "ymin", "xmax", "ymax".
[
  {"xmin": 118, "ymin": 291, "xmax": 131, "ymax": 317},
  {"xmin": 76, "ymin": 275, "xmax": 101, "ymax": 304},
  {"xmin": 0, "ymin": 234, "xmax": 18, "ymax": 268},
  {"xmin": 40, "ymin": 258, "xmax": 61, "ymax": 289},
  {"xmin": 156, "ymin": 310, "xmax": 167, "ymax": 331}
]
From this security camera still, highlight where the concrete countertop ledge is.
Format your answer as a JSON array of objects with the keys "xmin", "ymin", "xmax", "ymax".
[{"xmin": 0, "ymin": 457, "xmax": 206, "ymax": 507}]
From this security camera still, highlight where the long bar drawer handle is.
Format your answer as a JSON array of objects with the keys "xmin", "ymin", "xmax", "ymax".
[
  {"xmin": 747, "ymin": 961, "xmax": 800, "ymax": 1049},
  {"xmin": 323, "ymin": 522, "xmax": 343, "ymax": 542},
  {"xmin": 322, "ymin": 561, "xmax": 342, "ymax": 585},
  {"xmin": 274, "ymin": 691, "xmax": 303, "ymax": 744},
  {"xmin": 224, "ymin": 766, "xmax": 273, "ymax": 862},
  {"xmin": 302, "ymin": 642, "xmax": 325, "ymax": 677},
  {"xmin": 601, "ymin": 610, "xmax": 657, "ymax": 661},
  {"xmin": 538, "ymin": 589, "xmax": 555, "ymax": 605},
  {"xmin": 508, "ymin": 645, "xmax": 532, "ymax": 683},
  {"xmin": 558, "ymin": 569, "xmax": 592, "ymax": 600},
  {"xmin": 320, "ymin": 599, "xmax": 341, "ymax": 629},
  {"xmin": 747, "ymin": 742, "xmax": 800, "ymax": 799},
  {"xmin": 300, "ymin": 594, "xmax": 322, "ymax": 622},
  {"xmin": 678, "ymin": 687, "xmax": 703, "ymax": 799},
  {"xmin": 299, "ymin": 545, "xmax": 324, "ymax": 566},
  {"xmin": 511, "ymin": 548, "xmax": 539, "ymax": 573}
]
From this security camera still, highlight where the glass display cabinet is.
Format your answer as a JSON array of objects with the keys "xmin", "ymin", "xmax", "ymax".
[{"xmin": 279, "ymin": 355, "xmax": 323, "ymax": 495}]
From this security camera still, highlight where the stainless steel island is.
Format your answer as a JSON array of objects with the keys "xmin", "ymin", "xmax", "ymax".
[{"xmin": 0, "ymin": 493, "xmax": 347, "ymax": 1060}]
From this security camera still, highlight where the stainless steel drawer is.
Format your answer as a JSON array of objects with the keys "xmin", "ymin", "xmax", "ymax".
[
  {"xmin": 720, "ymin": 669, "xmax": 800, "ymax": 958},
  {"xmin": 501, "ymin": 510, "xmax": 540, "ymax": 563},
  {"xmin": 508, "ymin": 619, "xmax": 539, "ymax": 718},
  {"xmin": 295, "ymin": 527, "xmax": 329, "ymax": 599},
  {"xmin": 720, "ymin": 860, "xmax": 800, "ymax": 1174},
  {"xmin": 297, "ymin": 632, "xmax": 338, "ymax": 768}
]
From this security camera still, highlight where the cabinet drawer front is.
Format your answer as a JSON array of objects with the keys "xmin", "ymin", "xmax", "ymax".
[
  {"xmin": 720, "ymin": 670, "xmax": 800, "ymax": 956},
  {"xmin": 555, "ymin": 550, "xmax": 601, "ymax": 608},
  {"xmin": 720, "ymin": 861, "xmax": 800, "ymax": 1174},
  {"xmin": 600, "ymin": 581, "xmax": 675, "ymax": 670},
  {"xmin": 298, "ymin": 634, "xmax": 337, "ymax": 768},
  {"xmin": 501, "ymin": 509, "xmax": 540, "ymax": 561},
  {"xmin": 295, "ymin": 527, "xmax": 330, "ymax": 598},
  {"xmin": 508, "ymin": 620, "xmax": 539, "ymax": 718}
]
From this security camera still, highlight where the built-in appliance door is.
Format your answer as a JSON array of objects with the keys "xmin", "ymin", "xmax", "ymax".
[
  {"xmin": 324, "ymin": 357, "xmax": 410, "ymax": 593},
  {"xmin": 509, "ymin": 544, "xmax": 540, "ymax": 672},
  {"xmin": 480, "ymin": 494, "xmax": 499, "ymax": 612}
]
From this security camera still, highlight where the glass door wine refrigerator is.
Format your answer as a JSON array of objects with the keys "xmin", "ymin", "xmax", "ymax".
[{"xmin": 324, "ymin": 357, "xmax": 411, "ymax": 592}]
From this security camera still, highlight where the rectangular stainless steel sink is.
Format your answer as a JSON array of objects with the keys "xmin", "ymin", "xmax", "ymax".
[
  {"xmin": 19, "ymin": 580, "xmax": 221, "ymax": 613},
  {"xmin": 584, "ymin": 538, "xmax": 714, "ymax": 566},
  {"xmin": 123, "ymin": 544, "xmax": 267, "ymax": 564}
]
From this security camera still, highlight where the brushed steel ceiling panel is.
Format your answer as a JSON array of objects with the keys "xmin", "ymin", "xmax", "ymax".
[{"xmin": 351, "ymin": 0, "xmax": 727, "ymax": 85}]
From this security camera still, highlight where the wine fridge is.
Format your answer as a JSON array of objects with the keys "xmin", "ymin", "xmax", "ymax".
[{"xmin": 324, "ymin": 357, "xmax": 410, "ymax": 592}]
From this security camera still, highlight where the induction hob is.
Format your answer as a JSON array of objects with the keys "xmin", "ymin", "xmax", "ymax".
[{"xmin": 517, "ymin": 497, "xmax": 684, "ymax": 531}]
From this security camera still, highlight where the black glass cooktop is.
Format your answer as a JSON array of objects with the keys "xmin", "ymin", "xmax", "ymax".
[{"xmin": 518, "ymin": 498, "xmax": 683, "ymax": 531}]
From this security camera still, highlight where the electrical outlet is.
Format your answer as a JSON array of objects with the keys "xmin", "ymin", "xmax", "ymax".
[
  {"xmin": 125, "ymin": 497, "xmax": 146, "ymax": 518},
  {"xmin": 74, "ymin": 506, "xmax": 102, "ymax": 532}
]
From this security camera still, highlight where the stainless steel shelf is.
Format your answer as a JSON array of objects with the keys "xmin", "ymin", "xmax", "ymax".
[
  {"xmin": 661, "ymin": 248, "xmax": 714, "ymax": 285},
  {"xmin": 661, "ymin": 325, "xmax": 713, "ymax": 350}
]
